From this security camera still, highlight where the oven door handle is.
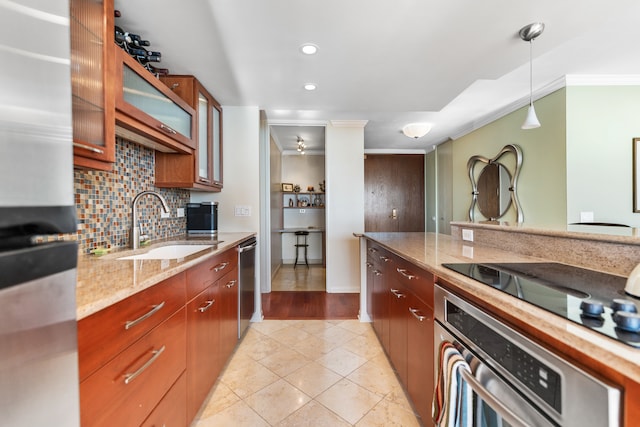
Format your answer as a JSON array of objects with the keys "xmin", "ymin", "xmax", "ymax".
[{"xmin": 459, "ymin": 368, "xmax": 530, "ymax": 427}]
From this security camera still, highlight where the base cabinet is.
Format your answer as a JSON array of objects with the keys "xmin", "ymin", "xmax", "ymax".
[
  {"xmin": 366, "ymin": 240, "xmax": 435, "ymax": 426},
  {"xmin": 79, "ymin": 246, "xmax": 241, "ymax": 427}
]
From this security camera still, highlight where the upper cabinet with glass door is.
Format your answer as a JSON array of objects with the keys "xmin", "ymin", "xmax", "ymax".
[
  {"xmin": 156, "ymin": 75, "xmax": 223, "ymax": 191},
  {"xmin": 70, "ymin": 0, "xmax": 116, "ymax": 171},
  {"xmin": 113, "ymin": 47, "xmax": 195, "ymax": 155}
]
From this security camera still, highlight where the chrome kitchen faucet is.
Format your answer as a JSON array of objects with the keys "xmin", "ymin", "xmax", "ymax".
[{"xmin": 131, "ymin": 191, "xmax": 170, "ymax": 249}]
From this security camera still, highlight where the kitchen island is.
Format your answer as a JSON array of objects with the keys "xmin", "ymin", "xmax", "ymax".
[{"xmin": 362, "ymin": 231, "xmax": 640, "ymax": 427}]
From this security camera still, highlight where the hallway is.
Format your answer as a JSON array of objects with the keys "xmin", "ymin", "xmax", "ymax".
[
  {"xmin": 271, "ymin": 265, "xmax": 326, "ymax": 291},
  {"xmin": 192, "ymin": 320, "xmax": 421, "ymax": 426}
]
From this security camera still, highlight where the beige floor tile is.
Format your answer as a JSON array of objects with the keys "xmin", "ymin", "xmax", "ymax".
[
  {"xmin": 292, "ymin": 334, "xmax": 339, "ymax": 359},
  {"xmin": 316, "ymin": 325, "xmax": 359, "ymax": 348},
  {"xmin": 356, "ymin": 398, "xmax": 422, "ymax": 427},
  {"xmin": 384, "ymin": 381, "xmax": 416, "ymax": 413},
  {"xmin": 347, "ymin": 359, "xmax": 401, "ymax": 396},
  {"xmin": 250, "ymin": 319, "xmax": 293, "ymax": 336},
  {"xmin": 221, "ymin": 359, "xmax": 279, "ymax": 398},
  {"xmin": 268, "ymin": 325, "xmax": 313, "ymax": 347},
  {"xmin": 243, "ymin": 379, "xmax": 311, "ymax": 425},
  {"xmin": 294, "ymin": 319, "xmax": 336, "ymax": 336},
  {"xmin": 335, "ymin": 319, "xmax": 374, "ymax": 335},
  {"xmin": 316, "ymin": 347, "xmax": 368, "ymax": 377},
  {"xmin": 258, "ymin": 347, "xmax": 311, "ymax": 377},
  {"xmin": 195, "ymin": 399, "xmax": 269, "ymax": 427},
  {"xmin": 276, "ymin": 400, "xmax": 351, "ymax": 427},
  {"xmin": 284, "ymin": 361, "xmax": 343, "ymax": 398},
  {"xmin": 233, "ymin": 335, "xmax": 288, "ymax": 361},
  {"xmin": 197, "ymin": 382, "xmax": 240, "ymax": 418},
  {"xmin": 315, "ymin": 378, "xmax": 383, "ymax": 425},
  {"xmin": 341, "ymin": 334, "xmax": 384, "ymax": 360}
]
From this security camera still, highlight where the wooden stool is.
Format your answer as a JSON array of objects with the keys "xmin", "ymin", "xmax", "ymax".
[{"xmin": 294, "ymin": 231, "xmax": 309, "ymax": 268}]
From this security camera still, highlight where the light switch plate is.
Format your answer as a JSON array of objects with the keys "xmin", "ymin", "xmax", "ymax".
[
  {"xmin": 234, "ymin": 205, "xmax": 251, "ymax": 216},
  {"xmin": 177, "ymin": 208, "xmax": 185, "ymax": 218},
  {"xmin": 580, "ymin": 211, "xmax": 594, "ymax": 222},
  {"xmin": 160, "ymin": 210, "xmax": 170, "ymax": 218}
]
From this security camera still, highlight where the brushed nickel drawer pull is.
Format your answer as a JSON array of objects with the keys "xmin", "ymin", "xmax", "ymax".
[
  {"xmin": 73, "ymin": 142, "xmax": 104, "ymax": 154},
  {"xmin": 225, "ymin": 280, "xmax": 237, "ymax": 289},
  {"xmin": 123, "ymin": 345, "xmax": 165, "ymax": 385},
  {"xmin": 409, "ymin": 307, "xmax": 427, "ymax": 322},
  {"xmin": 373, "ymin": 270, "xmax": 382, "ymax": 276},
  {"xmin": 380, "ymin": 255, "xmax": 390, "ymax": 262},
  {"xmin": 390, "ymin": 288, "xmax": 406, "ymax": 299},
  {"xmin": 198, "ymin": 299, "xmax": 215, "ymax": 313},
  {"xmin": 125, "ymin": 301, "xmax": 165, "ymax": 330},
  {"xmin": 397, "ymin": 268, "xmax": 416, "ymax": 280},
  {"xmin": 368, "ymin": 247, "xmax": 378, "ymax": 253},
  {"xmin": 366, "ymin": 262, "xmax": 373, "ymax": 268},
  {"xmin": 159, "ymin": 123, "xmax": 177, "ymax": 135},
  {"xmin": 212, "ymin": 262, "xmax": 229, "ymax": 272}
]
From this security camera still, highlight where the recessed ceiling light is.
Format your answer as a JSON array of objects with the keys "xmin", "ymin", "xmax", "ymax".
[
  {"xmin": 300, "ymin": 44, "xmax": 318, "ymax": 55},
  {"xmin": 304, "ymin": 83, "xmax": 317, "ymax": 91}
]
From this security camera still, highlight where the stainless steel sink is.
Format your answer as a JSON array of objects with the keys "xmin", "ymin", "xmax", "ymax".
[{"xmin": 117, "ymin": 244, "xmax": 213, "ymax": 260}]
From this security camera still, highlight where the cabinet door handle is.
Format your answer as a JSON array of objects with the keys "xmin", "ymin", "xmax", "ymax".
[
  {"xmin": 390, "ymin": 288, "xmax": 406, "ymax": 299},
  {"xmin": 396, "ymin": 268, "xmax": 416, "ymax": 280},
  {"xmin": 198, "ymin": 299, "xmax": 215, "ymax": 313},
  {"xmin": 211, "ymin": 262, "xmax": 229, "ymax": 272},
  {"xmin": 379, "ymin": 255, "xmax": 390, "ymax": 262},
  {"xmin": 409, "ymin": 307, "xmax": 428, "ymax": 322},
  {"xmin": 159, "ymin": 123, "xmax": 177, "ymax": 135},
  {"xmin": 73, "ymin": 142, "xmax": 104, "ymax": 154},
  {"xmin": 225, "ymin": 280, "xmax": 237, "ymax": 289},
  {"xmin": 124, "ymin": 301, "xmax": 165, "ymax": 330},
  {"xmin": 123, "ymin": 345, "xmax": 165, "ymax": 385},
  {"xmin": 390, "ymin": 208, "xmax": 397, "ymax": 219},
  {"xmin": 373, "ymin": 270, "xmax": 382, "ymax": 276},
  {"xmin": 368, "ymin": 247, "xmax": 378, "ymax": 254},
  {"xmin": 365, "ymin": 262, "xmax": 373, "ymax": 269}
]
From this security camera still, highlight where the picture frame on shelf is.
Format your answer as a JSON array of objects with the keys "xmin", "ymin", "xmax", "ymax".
[{"xmin": 281, "ymin": 183, "xmax": 294, "ymax": 192}]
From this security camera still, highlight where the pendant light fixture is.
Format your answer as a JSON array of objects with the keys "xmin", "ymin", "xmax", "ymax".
[{"xmin": 519, "ymin": 22, "xmax": 544, "ymax": 129}]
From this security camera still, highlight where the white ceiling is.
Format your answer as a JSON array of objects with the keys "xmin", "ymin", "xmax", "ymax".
[{"xmin": 115, "ymin": 0, "xmax": 640, "ymax": 152}]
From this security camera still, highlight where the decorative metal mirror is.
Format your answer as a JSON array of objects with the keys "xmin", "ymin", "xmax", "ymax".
[{"xmin": 468, "ymin": 144, "xmax": 523, "ymax": 223}]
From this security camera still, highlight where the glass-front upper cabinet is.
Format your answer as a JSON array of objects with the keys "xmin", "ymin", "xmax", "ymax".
[
  {"xmin": 156, "ymin": 75, "xmax": 223, "ymax": 191},
  {"xmin": 70, "ymin": 0, "xmax": 116, "ymax": 171},
  {"xmin": 114, "ymin": 47, "xmax": 195, "ymax": 154}
]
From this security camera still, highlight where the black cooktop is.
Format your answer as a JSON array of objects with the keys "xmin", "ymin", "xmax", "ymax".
[{"xmin": 442, "ymin": 262, "xmax": 640, "ymax": 348}]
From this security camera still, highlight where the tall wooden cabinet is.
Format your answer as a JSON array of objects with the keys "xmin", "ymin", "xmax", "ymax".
[
  {"xmin": 156, "ymin": 75, "xmax": 224, "ymax": 191},
  {"xmin": 366, "ymin": 240, "xmax": 435, "ymax": 426},
  {"xmin": 70, "ymin": 0, "xmax": 116, "ymax": 171}
]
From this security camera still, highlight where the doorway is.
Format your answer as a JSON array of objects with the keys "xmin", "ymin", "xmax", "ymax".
[
  {"xmin": 269, "ymin": 125, "xmax": 326, "ymax": 292},
  {"xmin": 364, "ymin": 154, "xmax": 425, "ymax": 232}
]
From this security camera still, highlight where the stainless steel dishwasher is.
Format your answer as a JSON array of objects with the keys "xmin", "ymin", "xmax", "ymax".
[{"xmin": 238, "ymin": 237, "xmax": 257, "ymax": 338}]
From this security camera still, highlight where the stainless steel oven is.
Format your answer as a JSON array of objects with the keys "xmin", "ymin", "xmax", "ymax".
[{"xmin": 434, "ymin": 284, "xmax": 621, "ymax": 427}]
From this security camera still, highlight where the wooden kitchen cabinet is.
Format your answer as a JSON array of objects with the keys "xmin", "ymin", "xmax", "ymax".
[
  {"xmin": 156, "ymin": 75, "xmax": 224, "ymax": 191},
  {"xmin": 219, "ymin": 267, "xmax": 239, "ymax": 361},
  {"xmin": 114, "ymin": 46, "xmax": 196, "ymax": 155},
  {"xmin": 186, "ymin": 281, "xmax": 221, "ymax": 422},
  {"xmin": 70, "ymin": 0, "xmax": 116, "ymax": 171},
  {"xmin": 366, "ymin": 240, "xmax": 435, "ymax": 426},
  {"xmin": 80, "ymin": 307, "xmax": 187, "ymax": 427},
  {"xmin": 141, "ymin": 372, "xmax": 187, "ymax": 427}
]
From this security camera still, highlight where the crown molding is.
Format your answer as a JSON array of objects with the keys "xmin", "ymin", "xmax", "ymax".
[
  {"xmin": 330, "ymin": 120, "xmax": 369, "ymax": 128},
  {"xmin": 565, "ymin": 74, "xmax": 640, "ymax": 86}
]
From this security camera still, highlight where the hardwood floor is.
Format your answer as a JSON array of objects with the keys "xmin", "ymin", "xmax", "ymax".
[{"xmin": 262, "ymin": 291, "xmax": 359, "ymax": 319}]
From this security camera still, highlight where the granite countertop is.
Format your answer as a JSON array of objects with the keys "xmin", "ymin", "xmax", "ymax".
[
  {"xmin": 76, "ymin": 232, "xmax": 255, "ymax": 320},
  {"xmin": 363, "ymin": 231, "xmax": 640, "ymax": 384}
]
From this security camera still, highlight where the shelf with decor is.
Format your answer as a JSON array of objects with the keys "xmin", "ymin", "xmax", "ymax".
[{"xmin": 282, "ymin": 192, "xmax": 325, "ymax": 209}]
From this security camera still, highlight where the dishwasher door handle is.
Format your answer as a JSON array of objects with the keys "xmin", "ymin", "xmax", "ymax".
[{"xmin": 238, "ymin": 241, "xmax": 258, "ymax": 253}]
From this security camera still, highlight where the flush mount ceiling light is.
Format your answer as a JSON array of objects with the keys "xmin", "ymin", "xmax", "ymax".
[
  {"xmin": 519, "ymin": 22, "xmax": 545, "ymax": 130},
  {"xmin": 402, "ymin": 123, "xmax": 432, "ymax": 139},
  {"xmin": 300, "ymin": 43, "xmax": 318, "ymax": 55},
  {"xmin": 303, "ymin": 83, "xmax": 317, "ymax": 91}
]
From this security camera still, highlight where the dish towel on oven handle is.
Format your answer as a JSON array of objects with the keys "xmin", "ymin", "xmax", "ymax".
[{"xmin": 432, "ymin": 341, "xmax": 472, "ymax": 427}]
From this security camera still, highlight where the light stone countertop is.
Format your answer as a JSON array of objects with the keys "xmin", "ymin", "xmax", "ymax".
[
  {"xmin": 76, "ymin": 232, "xmax": 255, "ymax": 320},
  {"xmin": 363, "ymin": 232, "xmax": 640, "ymax": 384}
]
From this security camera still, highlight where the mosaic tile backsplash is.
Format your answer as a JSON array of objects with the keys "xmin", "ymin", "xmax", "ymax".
[{"xmin": 72, "ymin": 138, "xmax": 190, "ymax": 253}]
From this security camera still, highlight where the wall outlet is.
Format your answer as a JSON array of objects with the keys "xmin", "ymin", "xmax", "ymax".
[
  {"xmin": 299, "ymin": 209, "xmax": 306, "ymax": 214},
  {"xmin": 176, "ymin": 208, "xmax": 185, "ymax": 218},
  {"xmin": 160, "ymin": 210, "xmax": 170, "ymax": 218},
  {"xmin": 462, "ymin": 229, "xmax": 474, "ymax": 242},
  {"xmin": 580, "ymin": 211, "xmax": 594, "ymax": 222},
  {"xmin": 234, "ymin": 205, "xmax": 251, "ymax": 217}
]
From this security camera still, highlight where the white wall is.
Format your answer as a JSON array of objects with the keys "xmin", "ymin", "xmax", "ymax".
[{"xmin": 325, "ymin": 122, "xmax": 365, "ymax": 293}]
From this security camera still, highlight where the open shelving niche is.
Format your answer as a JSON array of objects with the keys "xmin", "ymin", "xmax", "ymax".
[{"xmin": 282, "ymin": 192, "xmax": 325, "ymax": 209}]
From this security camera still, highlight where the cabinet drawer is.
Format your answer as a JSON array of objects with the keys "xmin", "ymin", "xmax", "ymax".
[
  {"xmin": 186, "ymin": 249, "xmax": 237, "ymax": 300},
  {"xmin": 78, "ymin": 272, "xmax": 186, "ymax": 381},
  {"xmin": 393, "ymin": 257, "xmax": 434, "ymax": 308},
  {"xmin": 141, "ymin": 372, "xmax": 187, "ymax": 427},
  {"xmin": 80, "ymin": 308, "xmax": 186, "ymax": 427}
]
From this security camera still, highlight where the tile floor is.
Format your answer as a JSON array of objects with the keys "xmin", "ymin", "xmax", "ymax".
[
  {"xmin": 192, "ymin": 319, "xmax": 422, "ymax": 426},
  {"xmin": 271, "ymin": 265, "xmax": 326, "ymax": 291}
]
